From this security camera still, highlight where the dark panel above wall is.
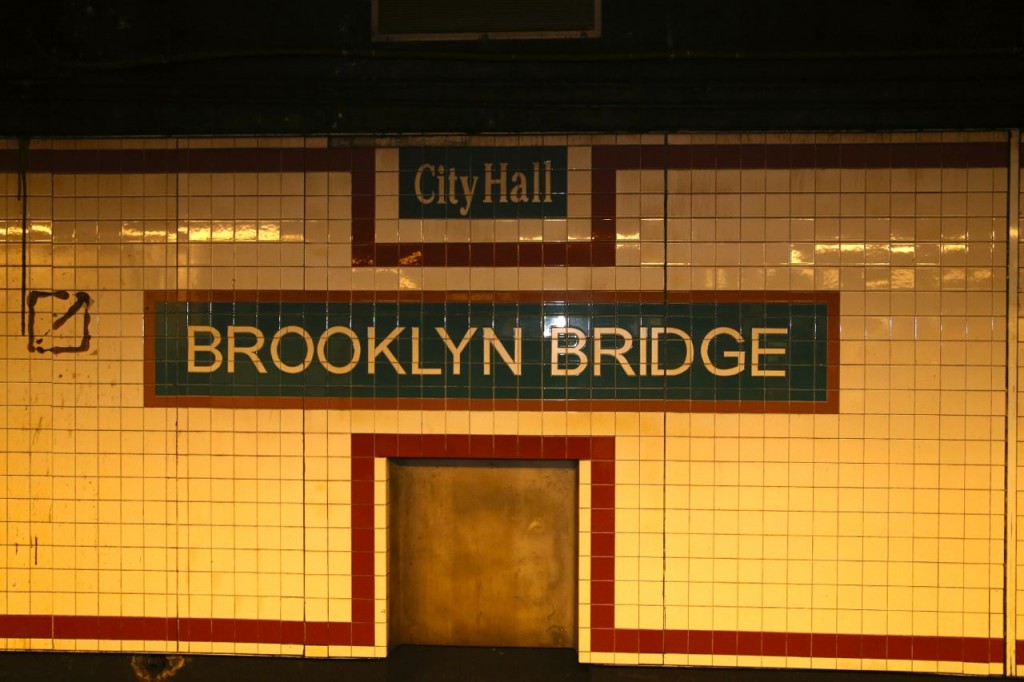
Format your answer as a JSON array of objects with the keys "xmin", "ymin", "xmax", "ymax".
[
  {"xmin": 1, "ymin": 0, "xmax": 1022, "ymax": 135},
  {"xmin": 374, "ymin": 0, "xmax": 599, "ymax": 39}
]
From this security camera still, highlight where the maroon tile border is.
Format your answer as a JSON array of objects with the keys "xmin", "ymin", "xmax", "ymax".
[
  {"xmin": 0, "ymin": 142, "xmax": 1004, "ymax": 175},
  {"xmin": 600, "ymin": 629, "xmax": 1003, "ymax": 662},
  {"xmin": 372, "ymin": 141, "xmax": 1007, "ymax": 268},
  {"xmin": 142, "ymin": 289, "xmax": 840, "ymax": 414},
  {"xmin": 2, "ymin": 141, "xmax": 1008, "ymax": 269},
  {"xmin": 0, "ymin": 432, "xmax": 1006, "ymax": 662},
  {"xmin": 580, "ymin": 438, "xmax": 1001, "ymax": 663},
  {"xmin": 358, "ymin": 433, "xmax": 605, "ymax": 461},
  {"xmin": 363, "ymin": 433, "xmax": 1001, "ymax": 663},
  {"xmin": 0, "ymin": 615, "xmax": 358, "ymax": 647},
  {"xmin": 349, "ymin": 241, "xmax": 618, "ymax": 269},
  {"xmin": 146, "ymin": 288, "xmax": 837, "ymax": 304},
  {"xmin": 592, "ymin": 142, "xmax": 1007, "ymax": 172},
  {"xmin": 586, "ymin": 140, "xmax": 1008, "ymax": 271},
  {"xmin": 0, "ymin": 452, "xmax": 377, "ymax": 648},
  {"xmin": 0, "ymin": 147, "xmax": 371, "ymax": 174}
]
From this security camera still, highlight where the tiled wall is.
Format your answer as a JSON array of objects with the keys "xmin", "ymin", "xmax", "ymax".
[
  {"xmin": 1016, "ymin": 152, "xmax": 1024, "ymax": 673},
  {"xmin": 0, "ymin": 133, "xmax": 1018, "ymax": 673}
]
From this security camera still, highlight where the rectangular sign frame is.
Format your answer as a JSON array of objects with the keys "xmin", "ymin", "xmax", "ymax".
[{"xmin": 144, "ymin": 290, "xmax": 839, "ymax": 413}]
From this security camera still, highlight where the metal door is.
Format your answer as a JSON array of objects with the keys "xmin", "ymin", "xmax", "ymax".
[{"xmin": 389, "ymin": 459, "xmax": 577, "ymax": 647}]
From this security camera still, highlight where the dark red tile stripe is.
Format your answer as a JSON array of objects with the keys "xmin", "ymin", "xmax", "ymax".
[
  {"xmin": 590, "ymin": 438, "xmax": 617, "ymax": 642},
  {"xmin": 10, "ymin": 142, "xmax": 999, "ymax": 175},
  {"xmin": 600, "ymin": 142, "xmax": 1007, "ymax": 171},
  {"xmin": 353, "ymin": 433, "xmax": 602, "ymax": 461},
  {"xmin": 0, "ymin": 614, "xmax": 355, "ymax": 646},
  {"xmin": 143, "ymin": 395, "xmax": 837, "ymax": 415},
  {"xmin": 0, "ymin": 432, "xmax": 1005, "ymax": 662},
  {"xmin": 0, "ymin": 443, "xmax": 379, "ymax": 648},
  {"xmin": 584, "ymin": 433, "xmax": 1000, "ymax": 663},
  {"xmin": 589, "ymin": 148, "xmax": 618, "ymax": 249},
  {"xmin": 592, "ymin": 141, "xmax": 1006, "ymax": 272},
  {"xmin": 350, "ymin": 148, "xmax": 376, "ymax": 251},
  {"xmin": 1, "ymin": 141, "xmax": 1006, "ymax": 268},
  {"xmin": 607, "ymin": 630, "xmax": 1002, "ymax": 663},
  {"xmin": 349, "ymin": 442, "xmax": 378, "ymax": 648},
  {"xmin": 146, "ymin": 288, "xmax": 832, "ymax": 304},
  {"xmin": 354, "ymin": 242, "xmax": 616, "ymax": 268},
  {"xmin": 0, "ymin": 147, "xmax": 365, "ymax": 174}
]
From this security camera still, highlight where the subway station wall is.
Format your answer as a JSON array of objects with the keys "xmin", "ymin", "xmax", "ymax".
[{"xmin": 0, "ymin": 132, "xmax": 1020, "ymax": 674}]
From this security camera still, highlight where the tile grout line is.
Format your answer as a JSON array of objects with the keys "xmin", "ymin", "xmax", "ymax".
[
  {"xmin": 1005, "ymin": 129, "xmax": 1020, "ymax": 673},
  {"xmin": 661, "ymin": 132, "xmax": 669, "ymax": 653}
]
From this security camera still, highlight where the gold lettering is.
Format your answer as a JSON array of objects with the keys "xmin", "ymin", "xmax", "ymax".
[
  {"xmin": 458, "ymin": 174, "xmax": 478, "ymax": 217},
  {"xmin": 510, "ymin": 171, "xmax": 529, "ymax": 203},
  {"xmin": 317, "ymin": 326, "xmax": 361, "ymax": 375},
  {"xmin": 593, "ymin": 327, "xmax": 635, "ymax": 377},
  {"xmin": 227, "ymin": 325, "xmax": 267, "ymax": 374},
  {"xmin": 414, "ymin": 163, "xmax": 435, "ymax": 205},
  {"xmin": 447, "ymin": 167, "xmax": 458, "ymax": 207},
  {"xmin": 700, "ymin": 327, "xmax": 745, "ymax": 377},
  {"xmin": 483, "ymin": 327, "xmax": 521, "ymax": 376},
  {"xmin": 650, "ymin": 327, "xmax": 692, "ymax": 377},
  {"xmin": 550, "ymin": 327, "xmax": 588, "ymax": 377},
  {"xmin": 187, "ymin": 326, "xmax": 223, "ymax": 373},
  {"xmin": 639, "ymin": 327, "xmax": 648, "ymax": 376},
  {"xmin": 367, "ymin": 327, "xmax": 406, "ymax": 375},
  {"xmin": 750, "ymin": 327, "xmax": 788, "ymax": 377},
  {"xmin": 410, "ymin": 327, "xmax": 442, "ymax": 376},
  {"xmin": 436, "ymin": 327, "xmax": 477, "ymax": 375},
  {"xmin": 483, "ymin": 162, "xmax": 507, "ymax": 204},
  {"xmin": 270, "ymin": 326, "xmax": 314, "ymax": 375}
]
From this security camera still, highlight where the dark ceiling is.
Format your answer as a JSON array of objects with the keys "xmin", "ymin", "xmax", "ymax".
[{"xmin": 2, "ymin": 0, "xmax": 1022, "ymax": 136}]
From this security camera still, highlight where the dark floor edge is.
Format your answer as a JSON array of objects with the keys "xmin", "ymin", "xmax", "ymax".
[{"xmin": 0, "ymin": 647, "xmax": 996, "ymax": 682}]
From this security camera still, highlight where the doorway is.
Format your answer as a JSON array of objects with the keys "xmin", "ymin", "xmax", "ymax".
[{"xmin": 388, "ymin": 459, "xmax": 578, "ymax": 648}]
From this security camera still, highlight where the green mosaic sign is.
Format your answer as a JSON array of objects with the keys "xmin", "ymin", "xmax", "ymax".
[{"xmin": 149, "ymin": 295, "xmax": 835, "ymax": 410}]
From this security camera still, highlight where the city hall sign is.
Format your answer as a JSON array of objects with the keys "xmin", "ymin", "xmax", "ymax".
[
  {"xmin": 145, "ymin": 291, "xmax": 838, "ymax": 413},
  {"xmin": 399, "ymin": 146, "xmax": 568, "ymax": 219}
]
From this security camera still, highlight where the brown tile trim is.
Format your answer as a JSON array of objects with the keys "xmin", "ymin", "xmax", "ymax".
[
  {"xmin": 581, "ymin": 437, "xmax": 994, "ymax": 661},
  {"xmin": 664, "ymin": 290, "xmax": 838, "ymax": 304},
  {"xmin": 592, "ymin": 142, "xmax": 1008, "ymax": 171},
  {"xmin": 353, "ymin": 241, "xmax": 616, "ymax": 268},
  {"xmin": 826, "ymin": 292, "xmax": 841, "ymax": 415},
  {"xmin": 145, "ymin": 288, "xmax": 834, "ymax": 304},
  {"xmin": 356, "ymin": 433, "xmax": 604, "ymax": 461},
  {"xmin": 0, "ymin": 430, "xmax": 1000, "ymax": 661},
  {"xmin": 344, "ymin": 433, "xmax": 613, "ymax": 649},
  {"xmin": 143, "ymin": 292, "xmax": 158, "ymax": 408},
  {"xmin": 0, "ymin": 441, "xmax": 379, "ymax": 648},
  {"xmin": 328, "ymin": 136, "xmax": 1000, "ymax": 271},
  {"xmin": 0, "ymin": 141, "xmax": 1005, "ymax": 174},
  {"xmin": 587, "ymin": 142, "xmax": 1008, "ymax": 276},
  {"xmin": 0, "ymin": 614, "xmax": 357, "ymax": 647},
  {"xmin": 350, "ymin": 148, "xmax": 376, "ymax": 251},
  {"xmin": 4, "ymin": 142, "xmax": 1008, "ymax": 270},
  {"xmin": 0, "ymin": 146, "xmax": 573, "ymax": 268},
  {"xmin": 0, "ymin": 147, "xmax": 370, "ymax": 174},
  {"xmin": 142, "ymin": 396, "xmax": 834, "ymax": 414},
  {"xmin": 601, "ymin": 628, "xmax": 1002, "ymax": 661}
]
